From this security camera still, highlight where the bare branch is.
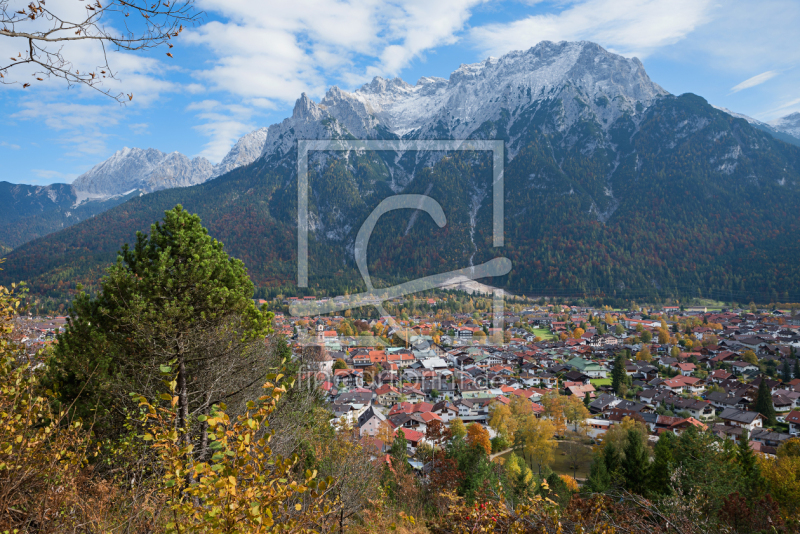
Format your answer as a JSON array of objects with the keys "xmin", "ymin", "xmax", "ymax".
[{"xmin": 0, "ymin": 0, "xmax": 201, "ymax": 101}]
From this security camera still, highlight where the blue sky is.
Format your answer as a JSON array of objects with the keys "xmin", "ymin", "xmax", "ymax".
[{"xmin": 1, "ymin": 0, "xmax": 799, "ymax": 185}]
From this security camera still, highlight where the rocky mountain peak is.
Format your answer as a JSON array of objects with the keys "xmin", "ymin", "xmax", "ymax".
[
  {"xmin": 70, "ymin": 126, "xmax": 273, "ymax": 200},
  {"xmin": 356, "ymin": 76, "xmax": 413, "ymax": 95},
  {"xmin": 212, "ymin": 127, "xmax": 269, "ymax": 178},
  {"xmin": 292, "ymin": 93, "xmax": 326, "ymax": 122},
  {"xmin": 257, "ymin": 40, "xmax": 668, "ymax": 151}
]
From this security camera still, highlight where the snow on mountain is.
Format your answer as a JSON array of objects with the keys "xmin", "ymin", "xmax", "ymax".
[
  {"xmin": 712, "ymin": 106, "xmax": 768, "ymax": 126},
  {"xmin": 71, "ymin": 147, "xmax": 212, "ymax": 201},
  {"xmin": 71, "ymin": 41, "xmax": 668, "ymax": 201},
  {"xmin": 211, "ymin": 127, "xmax": 270, "ymax": 178},
  {"xmin": 770, "ymin": 112, "xmax": 800, "ymax": 139},
  {"xmin": 145, "ymin": 152, "xmax": 214, "ymax": 191},
  {"xmin": 71, "ymin": 128, "xmax": 271, "ymax": 201},
  {"xmin": 72, "ymin": 147, "xmax": 163, "ymax": 198},
  {"xmin": 363, "ymin": 40, "xmax": 665, "ymax": 138},
  {"xmin": 713, "ymin": 107, "xmax": 800, "ymax": 147},
  {"xmin": 259, "ymin": 41, "xmax": 668, "ymax": 162}
]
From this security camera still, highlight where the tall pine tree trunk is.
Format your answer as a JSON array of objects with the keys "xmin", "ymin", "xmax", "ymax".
[{"xmin": 177, "ymin": 354, "xmax": 189, "ymax": 450}]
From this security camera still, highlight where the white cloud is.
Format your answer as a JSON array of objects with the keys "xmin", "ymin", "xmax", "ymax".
[
  {"xmin": 129, "ymin": 123, "xmax": 150, "ymax": 135},
  {"xmin": 11, "ymin": 100, "xmax": 122, "ymax": 156},
  {"xmin": 185, "ymin": 0, "xmax": 486, "ymax": 100},
  {"xmin": 470, "ymin": 0, "xmax": 714, "ymax": 59},
  {"xmin": 32, "ymin": 169, "xmax": 78, "ymax": 182},
  {"xmin": 685, "ymin": 0, "xmax": 800, "ymax": 72},
  {"xmin": 0, "ymin": 141, "xmax": 21, "ymax": 150},
  {"xmin": 730, "ymin": 71, "xmax": 778, "ymax": 93},
  {"xmin": 186, "ymin": 100, "xmax": 258, "ymax": 162}
]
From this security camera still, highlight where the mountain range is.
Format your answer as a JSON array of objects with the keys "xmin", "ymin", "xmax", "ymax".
[
  {"xmin": 3, "ymin": 40, "xmax": 800, "ymax": 309},
  {"xmin": 0, "ymin": 128, "xmax": 270, "ymax": 250}
]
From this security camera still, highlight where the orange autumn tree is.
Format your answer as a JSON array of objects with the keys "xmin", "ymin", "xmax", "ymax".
[{"xmin": 466, "ymin": 423, "xmax": 492, "ymax": 455}]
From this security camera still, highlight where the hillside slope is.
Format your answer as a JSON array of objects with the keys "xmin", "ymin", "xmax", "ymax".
[{"xmin": 0, "ymin": 182, "xmax": 137, "ymax": 250}]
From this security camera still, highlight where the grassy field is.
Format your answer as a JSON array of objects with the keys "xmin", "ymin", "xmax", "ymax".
[
  {"xmin": 499, "ymin": 441, "xmax": 593, "ymax": 480},
  {"xmin": 531, "ymin": 327, "xmax": 556, "ymax": 341},
  {"xmin": 590, "ymin": 378, "xmax": 611, "ymax": 387}
]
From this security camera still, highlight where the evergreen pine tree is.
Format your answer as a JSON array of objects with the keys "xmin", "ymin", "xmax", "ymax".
[
  {"xmin": 584, "ymin": 392, "xmax": 591, "ymax": 408},
  {"xmin": 44, "ymin": 205, "xmax": 273, "ymax": 440},
  {"xmin": 794, "ymin": 357, "xmax": 800, "ymax": 380},
  {"xmin": 390, "ymin": 429, "xmax": 409, "ymax": 470},
  {"xmin": 737, "ymin": 429, "xmax": 766, "ymax": 501},
  {"xmin": 783, "ymin": 358, "xmax": 792, "ymax": 382},
  {"xmin": 603, "ymin": 441, "xmax": 622, "ymax": 485},
  {"xmin": 611, "ymin": 354, "xmax": 626, "ymax": 395},
  {"xmin": 586, "ymin": 453, "xmax": 611, "ymax": 493},
  {"xmin": 622, "ymin": 429, "xmax": 649, "ymax": 495},
  {"xmin": 753, "ymin": 378, "xmax": 777, "ymax": 426},
  {"xmin": 647, "ymin": 431, "xmax": 675, "ymax": 496}
]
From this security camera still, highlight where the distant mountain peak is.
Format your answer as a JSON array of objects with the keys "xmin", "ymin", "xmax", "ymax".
[
  {"xmin": 714, "ymin": 106, "xmax": 800, "ymax": 147},
  {"xmin": 357, "ymin": 76, "xmax": 413, "ymax": 95},
  {"xmin": 71, "ymin": 127, "xmax": 272, "ymax": 199},
  {"xmin": 770, "ymin": 112, "xmax": 800, "ymax": 139}
]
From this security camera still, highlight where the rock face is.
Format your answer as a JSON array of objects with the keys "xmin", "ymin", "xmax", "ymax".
[
  {"xmin": 145, "ymin": 152, "xmax": 214, "ymax": 192},
  {"xmin": 211, "ymin": 127, "xmax": 270, "ymax": 178},
  {"xmin": 71, "ymin": 147, "xmax": 174, "ymax": 198}
]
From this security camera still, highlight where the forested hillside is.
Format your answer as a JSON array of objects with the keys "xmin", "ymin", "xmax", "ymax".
[{"xmin": 0, "ymin": 182, "xmax": 136, "ymax": 250}]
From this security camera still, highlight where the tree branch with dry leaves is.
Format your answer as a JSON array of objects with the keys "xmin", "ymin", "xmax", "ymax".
[{"xmin": 0, "ymin": 0, "xmax": 201, "ymax": 101}]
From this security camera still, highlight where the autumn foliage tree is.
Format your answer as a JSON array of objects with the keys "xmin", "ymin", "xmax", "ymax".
[
  {"xmin": 759, "ymin": 438, "xmax": 800, "ymax": 519},
  {"xmin": 563, "ymin": 395, "xmax": 590, "ymax": 433},
  {"xmin": 517, "ymin": 416, "xmax": 556, "ymax": 476},
  {"xmin": 449, "ymin": 418, "xmax": 467, "ymax": 440},
  {"xmin": 0, "ymin": 271, "xmax": 160, "ymax": 532},
  {"xmin": 466, "ymin": 423, "xmax": 491, "ymax": 455},
  {"xmin": 489, "ymin": 401, "xmax": 517, "ymax": 442},
  {"xmin": 135, "ymin": 369, "xmax": 334, "ymax": 533},
  {"xmin": 541, "ymin": 392, "xmax": 567, "ymax": 435}
]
